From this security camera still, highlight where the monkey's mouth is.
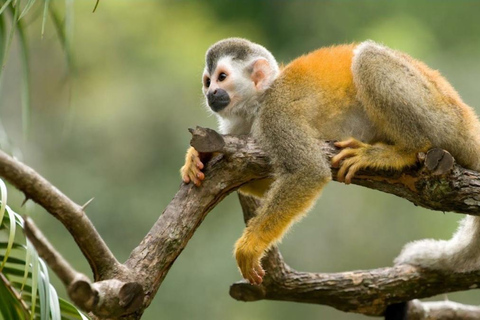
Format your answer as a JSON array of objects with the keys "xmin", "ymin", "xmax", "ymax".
[{"xmin": 208, "ymin": 98, "xmax": 230, "ymax": 113}]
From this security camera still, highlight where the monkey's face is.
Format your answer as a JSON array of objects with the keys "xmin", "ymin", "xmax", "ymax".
[
  {"xmin": 203, "ymin": 58, "xmax": 236, "ymax": 114},
  {"xmin": 202, "ymin": 57, "xmax": 259, "ymax": 116}
]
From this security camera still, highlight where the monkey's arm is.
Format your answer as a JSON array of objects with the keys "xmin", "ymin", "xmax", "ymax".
[{"xmin": 235, "ymin": 99, "xmax": 333, "ymax": 284}]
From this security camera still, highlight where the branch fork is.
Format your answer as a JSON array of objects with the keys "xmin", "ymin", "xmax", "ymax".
[{"xmin": 1, "ymin": 126, "xmax": 480, "ymax": 319}]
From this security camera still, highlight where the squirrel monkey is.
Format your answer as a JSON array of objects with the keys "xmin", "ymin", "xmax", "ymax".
[{"xmin": 181, "ymin": 38, "xmax": 480, "ymax": 285}]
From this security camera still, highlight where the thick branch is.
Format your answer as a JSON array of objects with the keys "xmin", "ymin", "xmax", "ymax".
[
  {"xmin": 123, "ymin": 130, "xmax": 269, "ymax": 301},
  {"xmin": 0, "ymin": 150, "xmax": 119, "ymax": 280}
]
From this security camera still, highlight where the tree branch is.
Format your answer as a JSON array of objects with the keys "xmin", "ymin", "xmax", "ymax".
[{"xmin": 2, "ymin": 127, "xmax": 480, "ymax": 319}]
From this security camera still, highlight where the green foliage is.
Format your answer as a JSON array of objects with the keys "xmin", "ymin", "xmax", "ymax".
[
  {"xmin": 0, "ymin": 0, "xmax": 74, "ymax": 140},
  {"xmin": 0, "ymin": 178, "xmax": 88, "ymax": 320}
]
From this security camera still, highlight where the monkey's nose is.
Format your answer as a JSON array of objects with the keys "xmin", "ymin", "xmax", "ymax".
[{"xmin": 207, "ymin": 89, "xmax": 231, "ymax": 112}]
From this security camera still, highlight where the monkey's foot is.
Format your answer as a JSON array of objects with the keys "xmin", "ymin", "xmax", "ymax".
[
  {"xmin": 235, "ymin": 236, "xmax": 266, "ymax": 285},
  {"xmin": 331, "ymin": 138, "xmax": 371, "ymax": 184},
  {"xmin": 180, "ymin": 148, "xmax": 205, "ymax": 186}
]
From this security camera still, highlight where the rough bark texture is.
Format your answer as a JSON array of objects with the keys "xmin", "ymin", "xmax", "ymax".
[{"xmin": 1, "ymin": 127, "xmax": 480, "ymax": 319}]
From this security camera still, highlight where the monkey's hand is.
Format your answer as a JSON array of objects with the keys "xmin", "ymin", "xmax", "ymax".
[
  {"xmin": 234, "ymin": 232, "xmax": 266, "ymax": 285},
  {"xmin": 180, "ymin": 147, "xmax": 205, "ymax": 186}
]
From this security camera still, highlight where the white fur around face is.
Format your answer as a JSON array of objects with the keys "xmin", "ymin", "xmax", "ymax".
[{"xmin": 206, "ymin": 56, "xmax": 279, "ymax": 135}]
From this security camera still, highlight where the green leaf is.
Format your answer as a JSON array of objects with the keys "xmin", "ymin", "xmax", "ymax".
[
  {"xmin": 48, "ymin": 5, "xmax": 74, "ymax": 72},
  {"xmin": 17, "ymin": 16, "xmax": 31, "ymax": 140},
  {"xmin": 0, "ymin": 0, "xmax": 13, "ymax": 16},
  {"xmin": 0, "ymin": 179, "xmax": 6, "ymax": 226},
  {"xmin": 0, "ymin": 10, "xmax": 5, "ymax": 69},
  {"xmin": 0, "ymin": 206, "xmax": 17, "ymax": 271},
  {"xmin": 40, "ymin": 0, "xmax": 50, "ymax": 38},
  {"xmin": 1, "ymin": 0, "xmax": 19, "ymax": 76},
  {"xmin": 21, "ymin": 239, "xmax": 32, "ymax": 291},
  {"xmin": 0, "ymin": 274, "xmax": 28, "ymax": 320},
  {"xmin": 18, "ymin": 0, "xmax": 37, "ymax": 20},
  {"xmin": 29, "ymin": 242, "xmax": 39, "ymax": 319},
  {"xmin": 49, "ymin": 283, "xmax": 61, "ymax": 320},
  {"xmin": 92, "ymin": 0, "xmax": 99, "ymax": 13},
  {"xmin": 38, "ymin": 259, "xmax": 51, "ymax": 320}
]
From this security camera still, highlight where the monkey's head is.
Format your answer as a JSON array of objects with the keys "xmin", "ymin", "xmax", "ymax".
[{"xmin": 202, "ymin": 38, "xmax": 279, "ymax": 121}]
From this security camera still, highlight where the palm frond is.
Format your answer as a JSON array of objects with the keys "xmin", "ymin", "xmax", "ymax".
[{"xmin": 0, "ymin": 178, "xmax": 88, "ymax": 319}]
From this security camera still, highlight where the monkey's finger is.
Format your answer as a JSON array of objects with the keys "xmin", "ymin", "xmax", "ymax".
[
  {"xmin": 334, "ymin": 138, "xmax": 364, "ymax": 149},
  {"xmin": 180, "ymin": 166, "xmax": 192, "ymax": 184},
  {"xmin": 331, "ymin": 149, "xmax": 358, "ymax": 168},
  {"xmin": 189, "ymin": 171, "xmax": 200, "ymax": 186},
  {"xmin": 336, "ymin": 158, "xmax": 356, "ymax": 182},
  {"xmin": 195, "ymin": 159, "xmax": 204, "ymax": 169},
  {"xmin": 253, "ymin": 263, "xmax": 265, "ymax": 283},
  {"xmin": 344, "ymin": 163, "xmax": 362, "ymax": 184},
  {"xmin": 249, "ymin": 268, "xmax": 263, "ymax": 285}
]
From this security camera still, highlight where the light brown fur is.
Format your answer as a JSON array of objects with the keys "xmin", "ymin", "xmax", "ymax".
[{"xmin": 181, "ymin": 39, "xmax": 480, "ymax": 284}]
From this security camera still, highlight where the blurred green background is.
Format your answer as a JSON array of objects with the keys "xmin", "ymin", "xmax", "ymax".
[{"xmin": 2, "ymin": 1, "xmax": 480, "ymax": 319}]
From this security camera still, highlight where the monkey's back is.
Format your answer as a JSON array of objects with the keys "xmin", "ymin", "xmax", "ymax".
[
  {"xmin": 261, "ymin": 42, "xmax": 480, "ymax": 170},
  {"xmin": 281, "ymin": 44, "xmax": 357, "ymax": 104},
  {"xmin": 264, "ymin": 44, "xmax": 375, "ymax": 142}
]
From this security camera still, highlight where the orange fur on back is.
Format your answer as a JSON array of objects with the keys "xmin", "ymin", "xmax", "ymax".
[{"xmin": 284, "ymin": 44, "xmax": 356, "ymax": 96}]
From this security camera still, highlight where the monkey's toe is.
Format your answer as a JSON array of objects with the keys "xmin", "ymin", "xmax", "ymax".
[{"xmin": 235, "ymin": 246, "xmax": 265, "ymax": 285}]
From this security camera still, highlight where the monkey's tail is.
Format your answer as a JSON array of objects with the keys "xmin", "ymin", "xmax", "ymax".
[{"xmin": 394, "ymin": 215, "xmax": 480, "ymax": 271}]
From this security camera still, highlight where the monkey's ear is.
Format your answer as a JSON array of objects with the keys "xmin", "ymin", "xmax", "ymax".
[{"xmin": 250, "ymin": 58, "xmax": 274, "ymax": 91}]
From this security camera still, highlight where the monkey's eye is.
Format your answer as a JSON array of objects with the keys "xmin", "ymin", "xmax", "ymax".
[
  {"xmin": 218, "ymin": 72, "xmax": 227, "ymax": 82},
  {"xmin": 205, "ymin": 77, "xmax": 211, "ymax": 88}
]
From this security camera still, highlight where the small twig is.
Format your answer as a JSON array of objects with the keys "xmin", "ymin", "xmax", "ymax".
[
  {"xmin": 81, "ymin": 197, "xmax": 95, "ymax": 210},
  {"xmin": 20, "ymin": 195, "xmax": 29, "ymax": 207}
]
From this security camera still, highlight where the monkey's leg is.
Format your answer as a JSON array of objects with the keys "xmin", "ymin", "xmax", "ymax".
[
  {"xmin": 351, "ymin": 41, "xmax": 480, "ymax": 272},
  {"xmin": 333, "ymin": 41, "xmax": 459, "ymax": 182}
]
